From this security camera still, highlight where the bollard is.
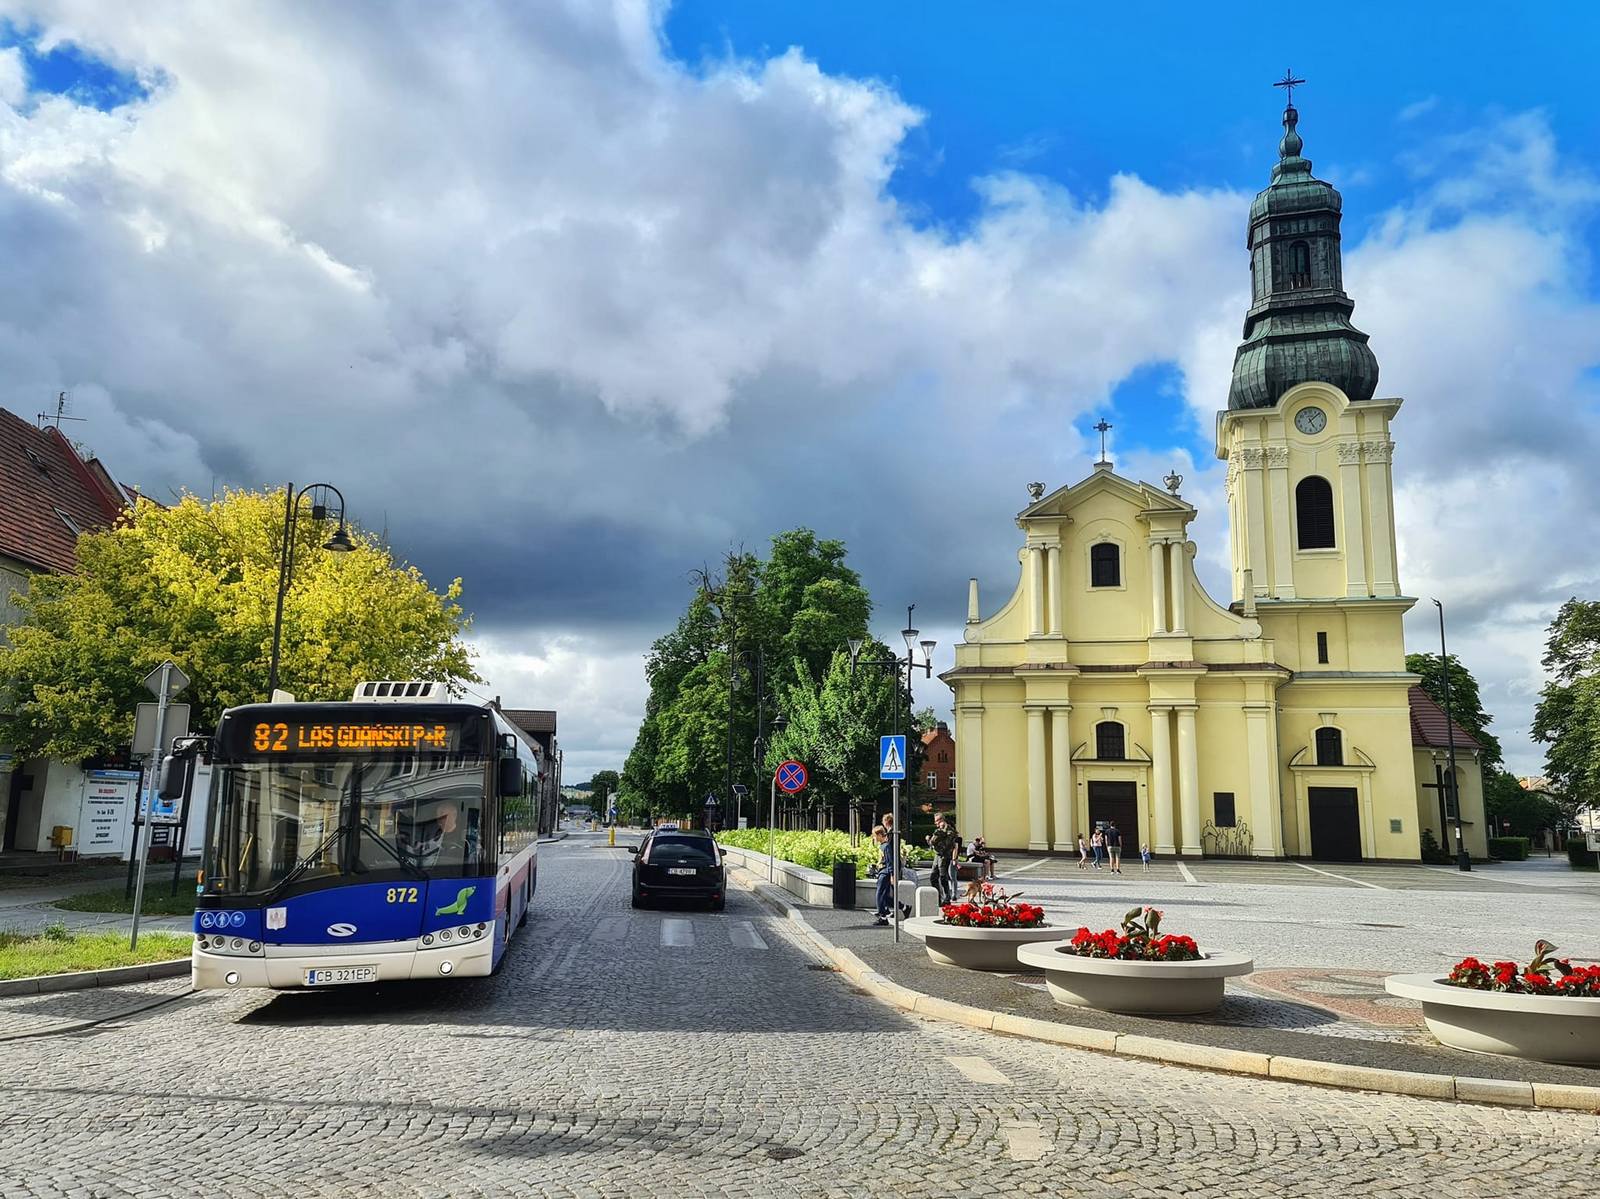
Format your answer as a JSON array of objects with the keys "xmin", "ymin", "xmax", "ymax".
[
  {"xmin": 914, "ymin": 885, "xmax": 940, "ymax": 918},
  {"xmin": 609, "ymin": 826, "xmax": 616, "ymax": 847}
]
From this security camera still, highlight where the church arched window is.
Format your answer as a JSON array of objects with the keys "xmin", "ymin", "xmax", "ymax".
[
  {"xmin": 1096, "ymin": 721, "xmax": 1126, "ymax": 760},
  {"xmin": 1315, "ymin": 726, "xmax": 1344, "ymax": 766},
  {"xmin": 1295, "ymin": 475, "xmax": 1336, "ymax": 549},
  {"xmin": 1287, "ymin": 240, "xmax": 1312, "ymax": 288},
  {"xmin": 1090, "ymin": 542, "xmax": 1120, "ymax": 587}
]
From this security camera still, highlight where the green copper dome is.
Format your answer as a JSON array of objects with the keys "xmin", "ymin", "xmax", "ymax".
[{"xmin": 1227, "ymin": 105, "xmax": 1379, "ymax": 411}]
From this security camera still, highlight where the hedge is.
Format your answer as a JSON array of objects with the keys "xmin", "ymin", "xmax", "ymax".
[
  {"xmin": 1567, "ymin": 837, "xmax": 1598, "ymax": 870},
  {"xmin": 1487, "ymin": 836, "xmax": 1530, "ymax": 861},
  {"xmin": 716, "ymin": 828, "xmax": 931, "ymax": 879}
]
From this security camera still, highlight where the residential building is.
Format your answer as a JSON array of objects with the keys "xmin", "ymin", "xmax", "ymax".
[
  {"xmin": 919, "ymin": 721, "xmax": 957, "ymax": 812},
  {"xmin": 0, "ymin": 407, "xmax": 138, "ymax": 855}
]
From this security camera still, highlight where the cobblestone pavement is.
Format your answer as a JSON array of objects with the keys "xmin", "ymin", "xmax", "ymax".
[{"xmin": 2, "ymin": 833, "xmax": 1596, "ymax": 1199}]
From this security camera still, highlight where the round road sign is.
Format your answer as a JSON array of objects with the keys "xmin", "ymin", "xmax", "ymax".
[{"xmin": 775, "ymin": 760, "xmax": 808, "ymax": 793}]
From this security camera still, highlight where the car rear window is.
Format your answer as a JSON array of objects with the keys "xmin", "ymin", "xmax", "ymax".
[{"xmin": 649, "ymin": 836, "xmax": 718, "ymax": 866}]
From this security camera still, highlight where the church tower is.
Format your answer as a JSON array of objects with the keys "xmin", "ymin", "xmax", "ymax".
[{"xmin": 1218, "ymin": 99, "xmax": 1401, "ymax": 608}]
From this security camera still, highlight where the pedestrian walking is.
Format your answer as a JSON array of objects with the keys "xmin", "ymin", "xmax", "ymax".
[
  {"xmin": 1106, "ymin": 822, "xmax": 1123, "ymax": 874},
  {"xmin": 1090, "ymin": 828, "xmax": 1104, "ymax": 869},
  {"xmin": 1140, "ymin": 843, "xmax": 1152, "ymax": 873},
  {"xmin": 870, "ymin": 824, "xmax": 892, "ymax": 925},
  {"xmin": 1076, "ymin": 834, "xmax": 1089, "ymax": 869},
  {"xmin": 876, "ymin": 812, "xmax": 911, "ymax": 923}
]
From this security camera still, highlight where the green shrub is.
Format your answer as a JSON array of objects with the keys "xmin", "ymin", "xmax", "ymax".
[
  {"xmin": 1418, "ymin": 829, "xmax": 1452, "ymax": 865},
  {"xmin": 1487, "ymin": 836, "xmax": 1530, "ymax": 861},
  {"xmin": 1567, "ymin": 837, "xmax": 1598, "ymax": 870},
  {"xmin": 717, "ymin": 828, "xmax": 930, "ymax": 878}
]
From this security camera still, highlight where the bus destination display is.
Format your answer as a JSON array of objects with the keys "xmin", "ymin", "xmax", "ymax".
[{"xmin": 250, "ymin": 721, "xmax": 461, "ymax": 754}]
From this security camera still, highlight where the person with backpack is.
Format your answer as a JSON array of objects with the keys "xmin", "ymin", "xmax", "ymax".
[
  {"xmin": 927, "ymin": 812, "xmax": 961, "ymax": 904},
  {"xmin": 1105, "ymin": 822, "xmax": 1124, "ymax": 874}
]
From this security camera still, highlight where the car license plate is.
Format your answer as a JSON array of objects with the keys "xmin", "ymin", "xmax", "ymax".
[
  {"xmin": 667, "ymin": 867, "xmax": 697, "ymax": 876},
  {"xmin": 304, "ymin": 965, "xmax": 378, "ymax": 986}
]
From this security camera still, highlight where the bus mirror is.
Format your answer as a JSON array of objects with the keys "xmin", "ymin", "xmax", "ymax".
[
  {"xmin": 498, "ymin": 757, "xmax": 522, "ymax": 798},
  {"xmin": 157, "ymin": 755, "xmax": 188, "ymax": 802}
]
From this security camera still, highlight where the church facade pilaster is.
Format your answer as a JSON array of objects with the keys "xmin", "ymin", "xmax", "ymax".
[
  {"xmin": 1175, "ymin": 705, "xmax": 1202, "ymax": 855},
  {"xmin": 1049, "ymin": 706, "xmax": 1073, "ymax": 849},
  {"xmin": 1026, "ymin": 704, "xmax": 1049, "ymax": 850},
  {"xmin": 1148, "ymin": 704, "xmax": 1175, "ymax": 854},
  {"xmin": 1337, "ymin": 442, "xmax": 1368, "ymax": 597}
]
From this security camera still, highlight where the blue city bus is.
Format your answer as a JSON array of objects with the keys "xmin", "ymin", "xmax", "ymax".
[{"xmin": 183, "ymin": 683, "xmax": 540, "ymax": 990}]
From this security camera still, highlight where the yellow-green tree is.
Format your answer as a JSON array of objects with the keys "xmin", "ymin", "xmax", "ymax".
[{"xmin": 0, "ymin": 488, "xmax": 480, "ymax": 762}]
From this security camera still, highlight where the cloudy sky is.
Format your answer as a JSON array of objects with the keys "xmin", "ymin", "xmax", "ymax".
[{"xmin": 1, "ymin": 2, "xmax": 1597, "ymax": 782}]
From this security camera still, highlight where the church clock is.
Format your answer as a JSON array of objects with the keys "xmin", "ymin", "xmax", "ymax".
[{"xmin": 1293, "ymin": 406, "xmax": 1327, "ymax": 434}]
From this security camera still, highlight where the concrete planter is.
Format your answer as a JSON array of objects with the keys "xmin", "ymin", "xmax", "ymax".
[
  {"xmin": 1384, "ymin": 974, "xmax": 1600, "ymax": 1066},
  {"xmin": 1015, "ymin": 941, "xmax": 1254, "ymax": 1014},
  {"xmin": 902, "ymin": 915, "xmax": 1063, "ymax": 971}
]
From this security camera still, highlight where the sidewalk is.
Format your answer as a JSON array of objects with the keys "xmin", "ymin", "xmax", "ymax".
[
  {"xmin": 0, "ymin": 876, "xmax": 195, "ymax": 937},
  {"xmin": 729, "ymin": 863, "xmax": 1600, "ymax": 1105}
]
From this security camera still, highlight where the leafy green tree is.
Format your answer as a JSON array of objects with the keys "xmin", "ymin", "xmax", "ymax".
[
  {"xmin": 1482, "ymin": 770, "xmax": 1561, "ymax": 838},
  {"xmin": 0, "ymin": 489, "xmax": 479, "ymax": 762},
  {"xmin": 766, "ymin": 646, "xmax": 904, "ymax": 814},
  {"xmin": 586, "ymin": 770, "xmax": 620, "ymax": 810},
  {"xmin": 1405, "ymin": 652, "xmax": 1503, "ymax": 772},
  {"xmin": 621, "ymin": 529, "xmax": 886, "ymax": 824},
  {"xmin": 1532, "ymin": 598, "xmax": 1600, "ymax": 804}
]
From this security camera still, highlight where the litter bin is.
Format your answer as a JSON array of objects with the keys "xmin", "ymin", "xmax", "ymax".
[{"xmin": 832, "ymin": 860, "xmax": 857, "ymax": 909}]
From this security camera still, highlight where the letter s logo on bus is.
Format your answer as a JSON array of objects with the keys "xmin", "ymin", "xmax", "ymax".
[{"xmin": 326, "ymin": 923, "xmax": 357, "ymax": 938}]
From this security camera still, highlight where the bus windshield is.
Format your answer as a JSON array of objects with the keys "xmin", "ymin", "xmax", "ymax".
[{"xmin": 203, "ymin": 755, "xmax": 490, "ymax": 898}]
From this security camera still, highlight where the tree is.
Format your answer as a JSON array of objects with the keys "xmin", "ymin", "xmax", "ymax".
[
  {"xmin": 0, "ymin": 489, "xmax": 480, "ymax": 762},
  {"xmin": 1405, "ymin": 652, "xmax": 1503, "ymax": 772},
  {"xmin": 1482, "ymin": 770, "xmax": 1561, "ymax": 839},
  {"xmin": 586, "ymin": 770, "xmax": 620, "ymax": 810},
  {"xmin": 1532, "ymin": 599, "xmax": 1600, "ymax": 806},
  {"xmin": 619, "ymin": 529, "xmax": 882, "ymax": 823},
  {"xmin": 765, "ymin": 647, "xmax": 904, "ymax": 815}
]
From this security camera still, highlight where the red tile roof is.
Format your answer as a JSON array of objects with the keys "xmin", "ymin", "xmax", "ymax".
[
  {"xmin": 0, "ymin": 408, "xmax": 130, "ymax": 574},
  {"xmin": 1408, "ymin": 686, "xmax": 1481, "ymax": 752}
]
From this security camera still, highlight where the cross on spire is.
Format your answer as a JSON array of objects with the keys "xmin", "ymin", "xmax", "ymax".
[
  {"xmin": 1274, "ymin": 69, "xmax": 1305, "ymax": 108},
  {"xmin": 1093, "ymin": 418, "xmax": 1112, "ymax": 466}
]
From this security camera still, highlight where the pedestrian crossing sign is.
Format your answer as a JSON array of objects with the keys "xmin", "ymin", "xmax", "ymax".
[{"xmin": 879, "ymin": 735, "xmax": 907, "ymax": 780}]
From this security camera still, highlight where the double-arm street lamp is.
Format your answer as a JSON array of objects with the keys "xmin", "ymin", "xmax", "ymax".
[{"xmin": 267, "ymin": 481, "xmax": 353, "ymax": 697}]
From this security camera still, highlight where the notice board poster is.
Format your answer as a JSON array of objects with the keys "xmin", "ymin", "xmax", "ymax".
[{"xmin": 79, "ymin": 769, "xmax": 139, "ymax": 857}]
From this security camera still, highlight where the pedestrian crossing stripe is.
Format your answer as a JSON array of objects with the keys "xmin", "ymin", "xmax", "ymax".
[{"xmin": 879, "ymin": 735, "xmax": 906, "ymax": 779}]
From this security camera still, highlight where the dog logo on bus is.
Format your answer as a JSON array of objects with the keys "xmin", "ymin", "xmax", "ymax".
[{"xmin": 434, "ymin": 886, "xmax": 476, "ymax": 917}]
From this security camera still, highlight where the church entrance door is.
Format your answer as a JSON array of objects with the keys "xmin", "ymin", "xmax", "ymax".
[
  {"xmin": 1307, "ymin": 787, "xmax": 1361, "ymax": 861},
  {"xmin": 1087, "ymin": 781, "xmax": 1138, "ymax": 842}
]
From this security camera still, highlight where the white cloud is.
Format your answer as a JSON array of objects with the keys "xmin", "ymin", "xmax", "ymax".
[{"xmin": 0, "ymin": 45, "xmax": 25, "ymax": 107}]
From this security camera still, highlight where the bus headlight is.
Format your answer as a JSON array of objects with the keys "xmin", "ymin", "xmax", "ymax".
[
  {"xmin": 439, "ymin": 929, "xmax": 452, "ymax": 942},
  {"xmin": 457, "ymin": 925, "xmax": 475, "ymax": 940},
  {"xmin": 421, "ymin": 934, "xmax": 434, "ymax": 946}
]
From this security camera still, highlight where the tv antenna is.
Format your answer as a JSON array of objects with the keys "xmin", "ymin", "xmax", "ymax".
[{"xmin": 37, "ymin": 392, "xmax": 87, "ymax": 432}]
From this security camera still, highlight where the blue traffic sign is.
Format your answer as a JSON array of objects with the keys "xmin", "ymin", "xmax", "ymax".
[
  {"xmin": 879, "ymin": 735, "xmax": 907, "ymax": 780},
  {"xmin": 775, "ymin": 760, "xmax": 808, "ymax": 793}
]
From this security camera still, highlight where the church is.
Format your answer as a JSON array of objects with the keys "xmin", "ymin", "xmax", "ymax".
[{"xmin": 942, "ymin": 98, "xmax": 1487, "ymax": 863}]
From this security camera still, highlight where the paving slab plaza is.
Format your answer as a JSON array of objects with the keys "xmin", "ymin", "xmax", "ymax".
[{"xmin": 1, "ymin": 833, "xmax": 1597, "ymax": 1198}]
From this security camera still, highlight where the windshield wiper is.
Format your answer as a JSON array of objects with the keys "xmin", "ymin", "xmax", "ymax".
[
  {"xmin": 264, "ymin": 823, "xmax": 347, "ymax": 902},
  {"xmin": 358, "ymin": 820, "xmax": 428, "ymax": 879}
]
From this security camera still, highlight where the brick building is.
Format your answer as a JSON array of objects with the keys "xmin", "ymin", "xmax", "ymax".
[{"xmin": 919, "ymin": 720, "xmax": 956, "ymax": 812}]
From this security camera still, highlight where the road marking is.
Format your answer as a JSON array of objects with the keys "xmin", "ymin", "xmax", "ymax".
[
  {"xmin": 1291, "ymin": 862, "xmax": 1387, "ymax": 890},
  {"xmin": 1415, "ymin": 864, "xmax": 1562, "ymax": 889},
  {"xmin": 945, "ymin": 1055, "xmax": 1012, "ymax": 1086},
  {"xmin": 1002, "ymin": 1119, "xmax": 1052, "ymax": 1162},
  {"xmin": 1176, "ymin": 861, "xmax": 1199, "ymax": 885},
  {"xmin": 998, "ymin": 858, "xmax": 1052, "ymax": 876},
  {"xmin": 661, "ymin": 918, "xmax": 695, "ymax": 948},
  {"xmin": 729, "ymin": 921, "xmax": 768, "ymax": 950},
  {"xmin": 591, "ymin": 916, "xmax": 630, "ymax": 942}
]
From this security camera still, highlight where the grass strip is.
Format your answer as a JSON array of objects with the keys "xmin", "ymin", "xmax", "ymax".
[
  {"xmin": 54, "ymin": 885, "xmax": 198, "ymax": 917},
  {"xmin": 0, "ymin": 926, "xmax": 191, "ymax": 980}
]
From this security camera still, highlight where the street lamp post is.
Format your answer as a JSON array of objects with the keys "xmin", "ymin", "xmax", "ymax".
[
  {"xmin": 849, "ymin": 605, "xmax": 936, "ymax": 943},
  {"xmin": 764, "ymin": 712, "xmax": 788, "ymax": 880},
  {"xmin": 1433, "ymin": 598, "xmax": 1471, "ymax": 872},
  {"xmin": 266, "ymin": 482, "xmax": 354, "ymax": 698}
]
